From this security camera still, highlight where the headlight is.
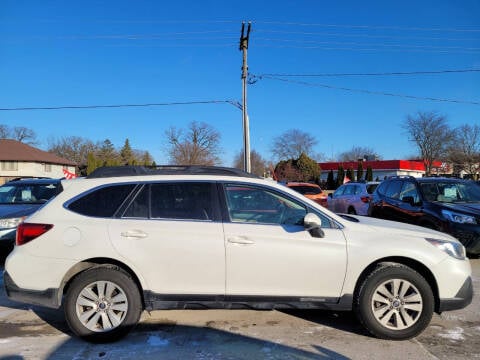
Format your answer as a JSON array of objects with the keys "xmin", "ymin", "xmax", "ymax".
[
  {"xmin": 0, "ymin": 217, "xmax": 25, "ymax": 229},
  {"xmin": 425, "ymin": 238, "xmax": 466, "ymax": 260},
  {"xmin": 441, "ymin": 209, "xmax": 477, "ymax": 224}
]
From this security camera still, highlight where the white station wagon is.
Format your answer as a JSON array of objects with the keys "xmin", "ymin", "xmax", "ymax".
[{"xmin": 4, "ymin": 166, "xmax": 473, "ymax": 342}]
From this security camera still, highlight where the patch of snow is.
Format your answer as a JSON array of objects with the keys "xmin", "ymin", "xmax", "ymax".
[
  {"xmin": 147, "ymin": 335, "xmax": 169, "ymax": 347},
  {"xmin": 438, "ymin": 327, "xmax": 465, "ymax": 341}
]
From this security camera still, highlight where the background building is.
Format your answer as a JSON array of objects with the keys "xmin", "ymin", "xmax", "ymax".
[
  {"xmin": 0, "ymin": 139, "xmax": 76, "ymax": 184},
  {"xmin": 319, "ymin": 159, "xmax": 450, "ymax": 182}
]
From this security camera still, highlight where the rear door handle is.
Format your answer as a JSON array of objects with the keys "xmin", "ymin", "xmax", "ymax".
[
  {"xmin": 227, "ymin": 236, "xmax": 254, "ymax": 245},
  {"xmin": 121, "ymin": 230, "xmax": 148, "ymax": 239}
]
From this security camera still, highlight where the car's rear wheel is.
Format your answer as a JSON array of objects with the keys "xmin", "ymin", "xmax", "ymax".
[
  {"xmin": 354, "ymin": 263, "xmax": 434, "ymax": 340},
  {"xmin": 64, "ymin": 266, "xmax": 142, "ymax": 342},
  {"xmin": 347, "ymin": 207, "xmax": 357, "ymax": 215}
]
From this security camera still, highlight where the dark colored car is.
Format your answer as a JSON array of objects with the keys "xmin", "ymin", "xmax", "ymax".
[
  {"xmin": 0, "ymin": 178, "xmax": 63, "ymax": 252},
  {"xmin": 369, "ymin": 176, "xmax": 480, "ymax": 256}
]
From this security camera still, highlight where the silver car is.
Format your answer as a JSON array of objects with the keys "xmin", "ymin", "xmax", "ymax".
[{"xmin": 328, "ymin": 181, "xmax": 379, "ymax": 215}]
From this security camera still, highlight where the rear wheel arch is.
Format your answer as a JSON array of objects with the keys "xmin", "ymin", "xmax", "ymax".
[
  {"xmin": 353, "ymin": 257, "xmax": 440, "ymax": 313},
  {"xmin": 59, "ymin": 258, "xmax": 145, "ymax": 309}
]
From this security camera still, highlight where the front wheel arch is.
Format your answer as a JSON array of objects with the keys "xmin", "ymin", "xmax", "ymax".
[
  {"xmin": 353, "ymin": 263, "xmax": 434, "ymax": 340},
  {"xmin": 353, "ymin": 258, "xmax": 440, "ymax": 313}
]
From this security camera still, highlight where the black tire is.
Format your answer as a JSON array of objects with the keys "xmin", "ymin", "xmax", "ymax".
[
  {"xmin": 347, "ymin": 207, "xmax": 357, "ymax": 215},
  {"xmin": 64, "ymin": 266, "xmax": 142, "ymax": 343},
  {"xmin": 354, "ymin": 263, "xmax": 434, "ymax": 340}
]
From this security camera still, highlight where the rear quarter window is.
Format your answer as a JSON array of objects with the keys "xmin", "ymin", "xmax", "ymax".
[{"xmin": 68, "ymin": 184, "xmax": 136, "ymax": 217}]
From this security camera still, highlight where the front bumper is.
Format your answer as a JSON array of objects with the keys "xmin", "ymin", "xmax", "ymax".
[
  {"xmin": 438, "ymin": 276, "xmax": 473, "ymax": 312},
  {"xmin": 3, "ymin": 271, "xmax": 61, "ymax": 309},
  {"xmin": 448, "ymin": 222, "xmax": 480, "ymax": 255}
]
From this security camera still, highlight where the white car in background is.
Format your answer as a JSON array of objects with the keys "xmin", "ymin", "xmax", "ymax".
[
  {"xmin": 328, "ymin": 181, "xmax": 380, "ymax": 215},
  {"xmin": 4, "ymin": 166, "xmax": 473, "ymax": 342}
]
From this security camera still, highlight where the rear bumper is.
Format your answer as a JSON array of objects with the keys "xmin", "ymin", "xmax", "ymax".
[
  {"xmin": 3, "ymin": 271, "xmax": 60, "ymax": 309},
  {"xmin": 438, "ymin": 276, "xmax": 473, "ymax": 312}
]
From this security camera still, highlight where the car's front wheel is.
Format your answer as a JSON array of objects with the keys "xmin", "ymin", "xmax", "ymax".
[
  {"xmin": 354, "ymin": 263, "xmax": 434, "ymax": 340},
  {"xmin": 64, "ymin": 266, "xmax": 142, "ymax": 342}
]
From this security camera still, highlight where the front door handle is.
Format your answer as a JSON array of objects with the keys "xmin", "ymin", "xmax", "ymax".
[
  {"xmin": 121, "ymin": 230, "xmax": 148, "ymax": 239},
  {"xmin": 227, "ymin": 236, "xmax": 254, "ymax": 245}
]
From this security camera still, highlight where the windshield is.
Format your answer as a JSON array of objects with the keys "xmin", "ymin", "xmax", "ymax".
[
  {"xmin": 420, "ymin": 181, "xmax": 480, "ymax": 203},
  {"xmin": 0, "ymin": 182, "xmax": 61, "ymax": 204}
]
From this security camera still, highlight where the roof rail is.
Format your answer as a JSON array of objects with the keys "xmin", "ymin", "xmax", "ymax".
[
  {"xmin": 86, "ymin": 165, "xmax": 260, "ymax": 179},
  {"xmin": 7, "ymin": 176, "xmax": 52, "ymax": 182},
  {"xmin": 387, "ymin": 175, "xmax": 417, "ymax": 180}
]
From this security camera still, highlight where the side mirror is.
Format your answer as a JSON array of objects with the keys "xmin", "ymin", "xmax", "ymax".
[
  {"xmin": 402, "ymin": 196, "xmax": 416, "ymax": 206},
  {"xmin": 303, "ymin": 213, "xmax": 325, "ymax": 238}
]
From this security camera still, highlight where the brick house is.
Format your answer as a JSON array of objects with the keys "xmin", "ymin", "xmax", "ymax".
[{"xmin": 0, "ymin": 139, "xmax": 76, "ymax": 184}]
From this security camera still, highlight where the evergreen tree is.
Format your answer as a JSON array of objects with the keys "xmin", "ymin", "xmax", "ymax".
[
  {"xmin": 346, "ymin": 167, "xmax": 355, "ymax": 182},
  {"xmin": 357, "ymin": 161, "xmax": 364, "ymax": 181},
  {"xmin": 365, "ymin": 166, "xmax": 373, "ymax": 181},
  {"xmin": 326, "ymin": 170, "xmax": 335, "ymax": 190},
  {"xmin": 86, "ymin": 152, "xmax": 98, "ymax": 175},
  {"xmin": 120, "ymin": 139, "xmax": 134, "ymax": 165},
  {"xmin": 336, "ymin": 165, "xmax": 345, "ymax": 187},
  {"xmin": 297, "ymin": 152, "xmax": 320, "ymax": 182},
  {"xmin": 98, "ymin": 139, "xmax": 118, "ymax": 166}
]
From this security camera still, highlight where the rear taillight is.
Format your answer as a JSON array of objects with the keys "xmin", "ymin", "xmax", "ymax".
[
  {"xmin": 360, "ymin": 196, "xmax": 371, "ymax": 203},
  {"xmin": 16, "ymin": 223, "xmax": 53, "ymax": 246}
]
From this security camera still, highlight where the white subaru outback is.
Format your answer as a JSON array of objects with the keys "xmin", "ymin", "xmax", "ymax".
[{"xmin": 3, "ymin": 166, "xmax": 473, "ymax": 342}]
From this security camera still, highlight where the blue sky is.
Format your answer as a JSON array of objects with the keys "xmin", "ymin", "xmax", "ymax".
[{"xmin": 1, "ymin": 0, "xmax": 479, "ymax": 166}]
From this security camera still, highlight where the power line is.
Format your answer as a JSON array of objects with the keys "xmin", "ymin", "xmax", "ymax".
[
  {"xmin": 255, "ymin": 75, "xmax": 480, "ymax": 105},
  {"xmin": 0, "ymin": 100, "xmax": 239, "ymax": 112},
  {"xmin": 253, "ymin": 38, "xmax": 480, "ymax": 51},
  {"xmin": 254, "ymin": 21, "xmax": 480, "ymax": 33},
  {"xmin": 254, "ymin": 69, "xmax": 480, "ymax": 78},
  {"xmin": 255, "ymin": 29, "xmax": 478, "ymax": 42},
  {"xmin": 253, "ymin": 44, "xmax": 480, "ymax": 54}
]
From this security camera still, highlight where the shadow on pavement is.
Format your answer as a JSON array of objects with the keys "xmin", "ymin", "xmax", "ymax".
[{"xmin": 44, "ymin": 323, "xmax": 352, "ymax": 360}]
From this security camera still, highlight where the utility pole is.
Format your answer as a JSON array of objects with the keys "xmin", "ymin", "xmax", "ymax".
[{"xmin": 239, "ymin": 21, "xmax": 251, "ymax": 173}]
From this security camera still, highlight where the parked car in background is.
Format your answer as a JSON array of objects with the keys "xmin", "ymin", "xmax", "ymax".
[
  {"xmin": 285, "ymin": 182, "xmax": 328, "ymax": 207},
  {"xmin": 328, "ymin": 181, "xmax": 380, "ymax": 215},
  {"xmin": 369, "ymin": 176, "xmax": 480, "ymax": 256},
  {"xmin": 0, "ymin": 178, "xmax": 62, "ymax": 253},
  {"xmin": 4, "ymin": 166, "xmax": 472, "ymax": 342}
]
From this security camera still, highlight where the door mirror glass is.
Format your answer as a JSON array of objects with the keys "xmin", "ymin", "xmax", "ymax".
[{"xmin": 303, "ymin": 213, "xmax": 325, "ymax": 238}]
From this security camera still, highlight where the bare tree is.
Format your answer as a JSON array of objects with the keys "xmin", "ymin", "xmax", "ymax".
[
  {"xmin": 47, "ymin": 136, "xmax": 98, "ymax": 167},
  {"xmin": 233, "ymin": 149, "xmax": 267, "ymax": 176},
  {"xmin": 12, "ymin": 126, "xmax": 38, "ymax": 145},
  {"xmin": 165, "ymin": 121, "xmax": 221, "ymax": 165},
  {"xmin": 0, "ymin": 124, "xmax": 38, "ymax": 144},
  {"xmin": 448, "ymin": 124, "xmax": 480, "ymax": 177},
  {"xmin": 0, "ymin": 124, "xmax": 10, "ymax": 138},
  {"xmin": 338, "ymin": 146, "xmax": 379, "ymax": 161},
  {"xmin": 403, "ymin": 111, "xmax": 454, "ymax": 176},
  {"xmin": 271, "ymin": 129, "xmax": 317, "ymax": 160}
]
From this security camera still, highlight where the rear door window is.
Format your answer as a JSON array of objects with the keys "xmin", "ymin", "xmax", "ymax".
[{"xmin": 123, "ymin": 182, "xmax": 216, "ymax": 221}]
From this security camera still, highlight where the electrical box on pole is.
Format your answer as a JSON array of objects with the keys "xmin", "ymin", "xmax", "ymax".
[{"xmin": 239, "ymin": 21, "xmax": 251, "ymax": 173}]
